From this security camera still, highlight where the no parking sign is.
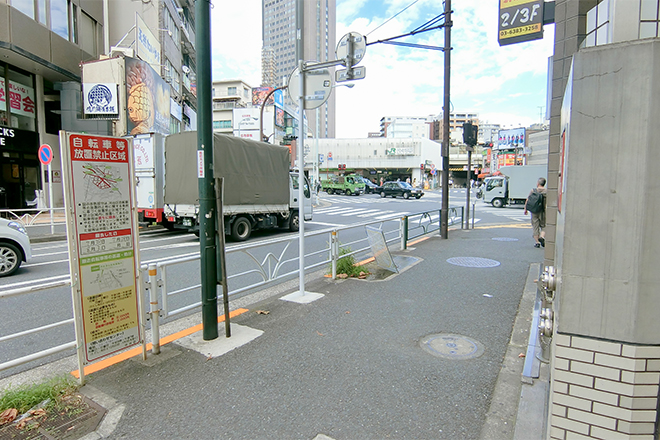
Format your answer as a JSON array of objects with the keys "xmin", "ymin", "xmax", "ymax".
[{"xmin": 38, "ymin": 144, "xmax": 53, "ymax": 165}]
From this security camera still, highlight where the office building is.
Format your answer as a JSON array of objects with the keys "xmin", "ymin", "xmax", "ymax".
[{"xmin": 261, "ymin": 0, "xmax": 336, "ymax": 138}]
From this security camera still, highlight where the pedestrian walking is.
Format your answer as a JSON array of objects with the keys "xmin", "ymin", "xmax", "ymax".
[{"xmin": 524, "ymin": 177, "xmax": 547, "ymax": 248}]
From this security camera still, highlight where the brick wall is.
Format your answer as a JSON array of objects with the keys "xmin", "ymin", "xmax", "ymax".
[{"xmin": 549, "ymin": 333, "xmax": 660, "ymax": 439}]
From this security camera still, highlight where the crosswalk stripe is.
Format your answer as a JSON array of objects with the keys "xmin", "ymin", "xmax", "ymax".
[
  {"xmin": 341, "ymin": 209, "xmax": 376, "ymax": 216},
  {"xmin": 374, "ymin": 212, "xmax": 410, "ymax": 220},
  {"xmin": 357, "ymin": 210, "xmax": 393, "ymax": 218}
]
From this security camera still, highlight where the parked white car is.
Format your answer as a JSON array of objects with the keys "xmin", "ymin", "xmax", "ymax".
[{"xmin": 0, "ymin": 218, "xmax": 32, "ymax": 277}]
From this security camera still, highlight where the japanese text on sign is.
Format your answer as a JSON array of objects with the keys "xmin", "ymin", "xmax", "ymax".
[{"xmin": 0, "ymin": 78, "xmax": 36, "ymax": 118}]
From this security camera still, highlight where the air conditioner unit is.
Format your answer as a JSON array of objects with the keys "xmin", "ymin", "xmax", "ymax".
[{"xmin": 109, "ymin": 46, "xmax": 134, "ymax": 58}]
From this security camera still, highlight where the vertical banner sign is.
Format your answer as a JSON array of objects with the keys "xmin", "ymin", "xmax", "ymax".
[{"xmin": 61, "ymin": 132, "xmax": 142, "ymax": 364}]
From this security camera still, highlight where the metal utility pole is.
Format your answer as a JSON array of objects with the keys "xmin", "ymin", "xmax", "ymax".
[
  {"xmin": 196, "ymin": 0, "xmax": 218, "ymax": 340},
  {"xmin": 441, "ymin": 0, "xmax": 452, "ymax": 239}
]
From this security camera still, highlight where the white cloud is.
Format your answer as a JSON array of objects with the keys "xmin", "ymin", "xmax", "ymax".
[
  {"xmin": 208, "ymin": 0, "xmax": 554, "ymax": 137},
  {"xmin": 210, "ymin": 2, "xmax": 261, "ymax": 85},
  {"xmin": 334, "ymin": 0, "xmax": 554, "ymax": 137}
]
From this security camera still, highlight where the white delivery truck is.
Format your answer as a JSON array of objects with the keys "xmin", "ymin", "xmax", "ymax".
[
  {"xmin": 481, "ymin": 165, "xmax": 547, "ymax": 208},
  {"xmin": 134, "ymin": 131, "xmax": 312, "ymax": 241}
]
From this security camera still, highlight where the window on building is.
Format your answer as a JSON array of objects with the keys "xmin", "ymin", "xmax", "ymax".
[
  {"xmin": 163, "ymin": 8, "xmax": 180, "ymax": 43},
  {"xmin": 228, "ymin": 86, "xmax": 237, "ymax": 95},
  {"xmin": 71, "ymin": 3, "xmax": 78, "ymax": 43},
  {"xmin": 213, "ymin": 120, "xmax": 231, "ymax": 129},
  {"xmin": 640, "ymin": 0, "xmax": 660, "ymax": 38},
  {"xmin": 10, "ymin": 0, "xmax": 35, "ymax": 19},
  {"xmin": 585, "ymin": 1, "xmax": 610, "ymax": 46},
  {"xmin": 0, "ymin": 67, "xmax": 36, "ymax": 131},
  {"xmin": 170, "ymin": 116, "xmax": 180, "ymax": 134},
  {"xmin": 80, "ymin": 11, "xmax": 97, "ymax": 55},
  {"xmin": 50, "ymin": 0, "xmax": 70, "ymax": 39},
  {"xmin": 37, "ymin": 0, "xmax": 47, "ymax": 24}
]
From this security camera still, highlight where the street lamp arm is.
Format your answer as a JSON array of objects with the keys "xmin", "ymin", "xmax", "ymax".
[{"xmin": 260, "ymin": 85, "xmax": 288, "ymax": 142}]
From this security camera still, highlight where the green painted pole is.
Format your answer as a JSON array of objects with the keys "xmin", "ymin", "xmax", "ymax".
[{"xmin": 196, "ymin": 0, "xmax": 218, "ymax": 340}]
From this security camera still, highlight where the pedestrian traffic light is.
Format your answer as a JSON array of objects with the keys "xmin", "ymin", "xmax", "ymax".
[{"xmin": 420, "ymin": 163, "xmax": 424, "ymax": 170}]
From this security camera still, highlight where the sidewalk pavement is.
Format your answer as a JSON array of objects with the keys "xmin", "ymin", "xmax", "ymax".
[{"xmin": 2, "ymin": 223, "xmax": 550, "ymax": 440}]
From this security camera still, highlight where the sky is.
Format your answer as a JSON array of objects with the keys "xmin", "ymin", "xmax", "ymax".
[{"xmin": 210, "ymin": 1, "xmax": 555, "ymax": 138}]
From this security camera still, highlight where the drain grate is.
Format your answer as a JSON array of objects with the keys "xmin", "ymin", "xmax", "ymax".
[
  {"xmin": 446, "ymin": 257, "xmax": 500, "ymax": 268},
  {"xmin": 420, "ymin": 333, "xmax": 485, "ymax": 360},
  {"xmin": 492, "ymin": 237, "xmax": 519, "ymax": 242}
]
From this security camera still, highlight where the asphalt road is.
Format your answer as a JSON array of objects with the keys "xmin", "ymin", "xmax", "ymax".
[{"xmin": 0, "ymin": 188, "xmax": 533, "ymax": 379}]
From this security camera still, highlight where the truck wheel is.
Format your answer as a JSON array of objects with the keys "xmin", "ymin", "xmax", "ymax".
[
  {"xmin": 231, "ymin": 217, "xmax": 252, "ymax": 241},
  {"xmin": 380, "ymin": 191, "xmax": 386, "ymax": 198},
  {"xmin": 492, "ymin": 198, "xmax": 504, "ymax": 208},
  {"xmin": 327, "ymin": 188, "xmax": 333, "ymax": 195},
  {"xmin": 0, "ymin": 242, "xmax": 23, "ymax": 277},
  {"xmin": 289, "ymin": 211, "xmax": 300, "ymax": 232},
  {"xmin": 345, "ymin": 189, "xmax": 352, "ymax": 196},
  {"xmin": 403, "ymin": 192, "xmax": 410, "ymax": 199}
]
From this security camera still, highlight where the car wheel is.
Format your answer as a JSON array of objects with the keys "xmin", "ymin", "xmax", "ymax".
[
  {"xmin": 345, "ymin": 189, "xmax": 352, "ymax": 196},
  {"xmin": 492, "ymin": 198, "xmax": 504, "ymax": 208},
  {"xmin": 231, "ymin": 217, "xmax": 252, "ymax": 241},
  {"xmin": 380, "ymin": 191, "xmax": 386, "ymax": 198},
  {"xmin": 289, "ymin": 211, "xmax": 300, "ymax": 232},
  {"xmin": 415, "ymin": 195, "xmax": 422, "ymax": 199},
  {"xmin": 403, "ymin": 192, "xmax": 410, "ymax": 199},
  {"xmin": 0, "ymin": 242, "xmax": 23, "ymax": 277}
]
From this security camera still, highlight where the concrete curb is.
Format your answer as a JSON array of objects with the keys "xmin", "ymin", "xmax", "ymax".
[
  {"xmin": 79, "ymin": 385, "xmax": 125, "ymax": 439},
  {"xmin": 479, "ymin": 263, "xmax": 541, "ymax": 440}
]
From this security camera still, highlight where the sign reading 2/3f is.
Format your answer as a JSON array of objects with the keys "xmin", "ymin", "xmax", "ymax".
[{"xmin": 498, "ymin": 0, "xmax": 544, "ymax": 46}]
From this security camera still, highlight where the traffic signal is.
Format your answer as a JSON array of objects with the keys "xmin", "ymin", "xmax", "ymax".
[
  {"xmin": 463, "ymin": 122, "xmax": 478, "ymax": 146},
  {"xmin": 338, "ymin": 164, "xmax": 346, "ymax": 170},
  {"xmin": 420, "ymin": 163, "xmax": 424, "ymax": 170}
]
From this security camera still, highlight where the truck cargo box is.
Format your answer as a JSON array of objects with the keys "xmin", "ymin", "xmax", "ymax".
[{"xmin": 163, "ymin": 132, "xmax": 290, "ymax": 207}]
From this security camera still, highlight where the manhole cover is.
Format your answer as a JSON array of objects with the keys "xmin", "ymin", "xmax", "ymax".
[
  {"xmin": 446, "ymin": 257, "xmax": 500, "ymax": 268},
  {"xmin": 420, "ymin": 333, "xmax": 485, "ymax": 360},
  {"xmin": 492, "ymin": 237, "xmax": 518, "ymax": 242}
]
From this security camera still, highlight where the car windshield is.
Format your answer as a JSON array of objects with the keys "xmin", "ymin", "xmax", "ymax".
[{"xmin": 399, "ymin": 182, "xmax": 413, "ymax": 189}]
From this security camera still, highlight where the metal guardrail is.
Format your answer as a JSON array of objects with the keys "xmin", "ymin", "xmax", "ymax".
[
  {"xmin": 0, "ymin": 207, "xmax": 67, "ymax": 237},
  {"xmin": 0, "ymin": 207, "xmax": 463, "ymax": 373}
]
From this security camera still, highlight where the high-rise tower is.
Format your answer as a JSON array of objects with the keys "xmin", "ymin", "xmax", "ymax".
[{"xmin": 262, "ymin": 0, "xmax": 336, "ymax": 138}]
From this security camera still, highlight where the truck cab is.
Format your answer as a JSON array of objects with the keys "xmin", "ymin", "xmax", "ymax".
[
  {"xmin": 483, "ymin": 176, "xmax": 507, "ymax": 208},
  {"xmin": 290, "ymin": 172, "xmax": 313, "ymax": 222}
]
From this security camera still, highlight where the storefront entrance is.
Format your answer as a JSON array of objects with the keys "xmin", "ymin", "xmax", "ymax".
[{"xmin": 0, "ymin": 127, "xmax": 40, "ymax": 209}]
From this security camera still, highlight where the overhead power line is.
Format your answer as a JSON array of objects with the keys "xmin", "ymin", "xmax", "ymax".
[{"xmin": 366, "ymin": 0, "xmax": 422, "ymax": 37}]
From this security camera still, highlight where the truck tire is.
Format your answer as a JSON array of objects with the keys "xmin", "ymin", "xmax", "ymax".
[
  {"xmin": 492, "ymin": 198, "xmax": 504, "ymax": 208},
  {"xmin": 231, "ymin": 217, "xmax": 252, "ymax": 241},
  {"xmin": 289, "ymin": 211, "xmax": 300, "ymax": 232},
  {"xmin": 380, "ymin": 191, "xmax": 386, "ymax": 198},
  {"xmin": 327, "ymin": 188, "xmax": 333, "ymax": 195},
  {"xmin": 345, "ymin": 189, "xmax": 352, "ymax": 196},
  {"xmin": 403, "ymin": 192, "xmax": 410, "ymax": 199}
]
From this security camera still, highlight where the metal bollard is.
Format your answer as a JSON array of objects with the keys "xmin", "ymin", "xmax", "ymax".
[
  {"xmin": 401, "ymin": 216, "xmax": 408, "ymax": 250},
  {"xmin": 148, "ymin": 263, "xmax": 160, "ymax": 355},
  {"xmin": 331, "ymin": 230, "xmax": 338, "ymax": 280}
]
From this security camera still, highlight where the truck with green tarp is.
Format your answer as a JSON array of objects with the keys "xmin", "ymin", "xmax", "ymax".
[
  {"xmin": 320, "ymin": 174, "xmax": 365, "ymax": 195},
  {"xmin": 139, "ymin": 132, "xmax": 312, "ymax": 241}
]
